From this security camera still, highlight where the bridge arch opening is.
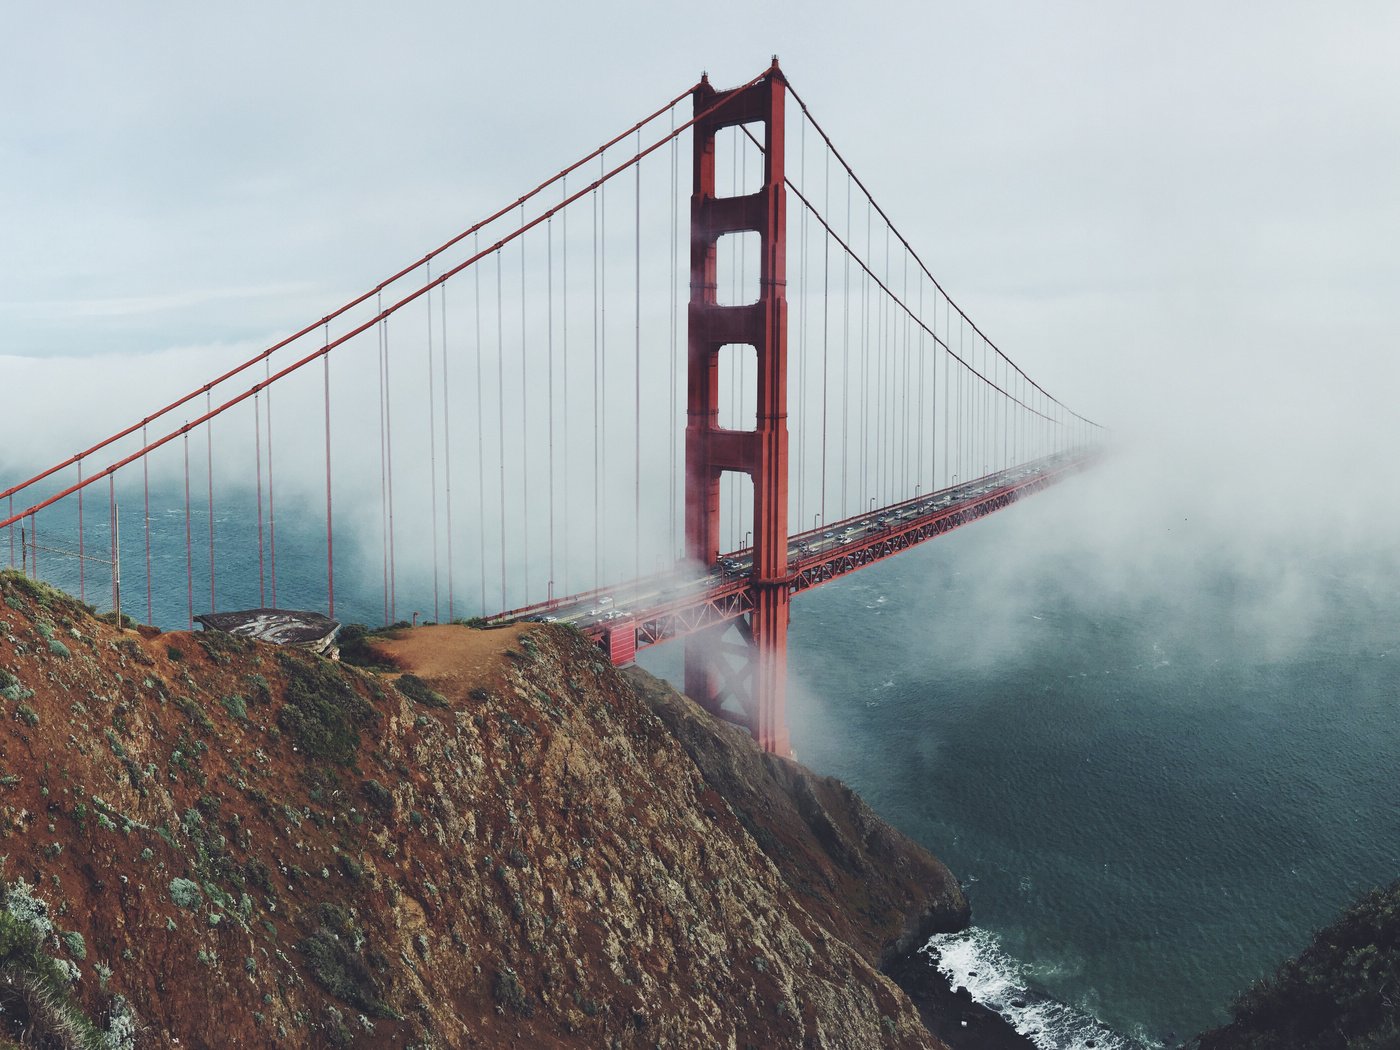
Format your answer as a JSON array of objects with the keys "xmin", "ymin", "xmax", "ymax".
[
  {"xmin": 717, "ymin": 343, "xmax": 758, "ymax": 432},
  {"xmin": 713, "ymin": 122, "xmax": 766, "ymax": 199},
  {"xmin": 714, "ymin": 230, "xmax": 761, "ymax": 306}
]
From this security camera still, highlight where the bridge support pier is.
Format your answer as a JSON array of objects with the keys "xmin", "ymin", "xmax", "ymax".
[{"xmin": 683, "ymin": 60, "xmax": 792, "ymax": 756}]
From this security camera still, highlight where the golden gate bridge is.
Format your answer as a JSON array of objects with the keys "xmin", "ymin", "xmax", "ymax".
[{"xmin": 1, "ymin": 60, "xmax": 1104, "ymax": 755}]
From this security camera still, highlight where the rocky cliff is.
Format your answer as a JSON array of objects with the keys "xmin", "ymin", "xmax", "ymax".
[
  {"xmin": 1195, "ymin": 879, "xmax": 1400, "ymax": 1050},
  {"xmin": 0, "ymin": 570, "xmax": 972, "ymax": 1049}
]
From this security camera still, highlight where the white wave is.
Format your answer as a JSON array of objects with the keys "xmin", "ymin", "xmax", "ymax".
[{"xmin": 922, "ymin": 928, "xmax": 1158, "ymax": 1050}]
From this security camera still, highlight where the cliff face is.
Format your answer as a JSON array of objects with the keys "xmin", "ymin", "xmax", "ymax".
[
  {"xmin": 0, "ymin": 570, "xmax": 965, "ymax": 1049},
  {"xmin": 1196, "ymin": 879, "xmax": 1400, "ymax": 1050}
]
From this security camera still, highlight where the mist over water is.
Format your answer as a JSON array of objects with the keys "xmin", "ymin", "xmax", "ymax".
[
  {"xmin": 636, "ymin": 438, "xmax": 1400, "ymax": 1042},
  {"xmin": 763, "ymin": 456, "xmax": 1398, "ymax": 1041}
]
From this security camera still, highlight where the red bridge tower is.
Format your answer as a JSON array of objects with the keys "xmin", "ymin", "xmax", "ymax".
[{"xmin": 684, "ymin": 60, "xmax": 792, "ymax": 756}]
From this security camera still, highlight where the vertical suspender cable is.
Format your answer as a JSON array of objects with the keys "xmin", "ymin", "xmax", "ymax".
[
  {"xmin": 669, "ymin": 113, "xmax": 678, "ymax": 561},
  {"xmin": 600, "ymin": 154, "xmax": 608, "ymax": 580},
  {"xmin": 442, "ymin": 273, "xmax": 455, "ymax": 622},
  {"xmin": 917, "ymin": 271, "xmax": 924, "ymax": 494},
  {"xmin": 142, "ymin": 427, "xmax": 151, "ymax": 625},
  {"xmin": 207, "ymin": 391, "xmax": 215, "ymax": 612},
  {"xmin": 592, "ymin": 186, "xmax": 601, "ymax": 588},
  {"xmin": 800, "ymin": 116, "xmax": 812, "ymax": 526},
  {"xmin": 109, "ymin": 475, "xmax": 119, "ymax": 621},
  {"xmin": 426, "ymin": 262, "xmax": 441, "ymax": 623},
  {"xmin": 385, "ymin": 313, "xmax": 397, "ymax": 621},
  {"xmin": 255, "ymin": 394, "xmax": 265, "ymax": 607},
  {"xmin": 551, "ymin": 186, "xmax": 562, "ymax": 599},
  {"xmin": 520, "ymin": 207, "xmax": 530, "ymax": 601},
  {"xmin": 474, "ymin": 233, "xmax": 487, "ymax": 615},
  {"xmin": 548, "ymin": 215, "xmax": 556, "ymax": 602},
  {"xmin": 183, "ymin": 430, "xmax": 193, "ymax": 628},
  {"xmin": 323, "ymin": 334, "xmax": 334, "ymax": 619},
  {"xmin": 842, "ymin": 173, "xmax": 850, "ymax": 518},
  {"xmin": 378, "ymin": 294, "xmax": 390, "ymax": 625},
  {"xmin": 265, "ymin": 357, "xmax": 277, "ymax": 608},
  {"xmin": 819, "ymin": 146, "xmax": 830, "ymax": 523},
  {"xmin": 497, "ymin": 250, "xmax": 507, "ymax": 608},
  {"xmin": 930, "ymin": 288, "xmax": 938, "ymax": 493},
  {"xmin": 634, "ymin": 128, "xmax": 642, "ymax": 581},
  {"xmin": 902, "ymin": 251, "xmax": 910, "ymax": 499},
  {"xmin": 77, "ymin": 460, "xmax": 85, "ymax": 602}
]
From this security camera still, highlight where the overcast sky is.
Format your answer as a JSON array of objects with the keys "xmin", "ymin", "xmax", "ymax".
[{"xmin": 4, "ymin": 2, "xmax": 1398, "ymax": 541}]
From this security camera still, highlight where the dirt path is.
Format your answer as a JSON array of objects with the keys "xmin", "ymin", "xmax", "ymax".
[{"xmin": 367, "ymin": 623, "xmax": 528, "ymax": 697}]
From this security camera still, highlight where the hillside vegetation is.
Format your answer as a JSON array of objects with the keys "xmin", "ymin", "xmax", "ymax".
[
  {"xmin": 0, "ymin": 570, "xmax": 968, "ymax": 1049},
  {"xmin": 1197, "ymin": 880, "xmax": 1400, "ymax": 1050}
]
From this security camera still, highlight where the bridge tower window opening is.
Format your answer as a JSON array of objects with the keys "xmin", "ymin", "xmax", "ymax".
[
  {"xmin": 714, "ymin": 231, "xmax": 761, "ymax": 307},
  {"xmin": 713, "ymin": 122, "xmax": 766, "ymax": 200},
  {"xmin": 716, "ymin": 343, "xmax": 758, "ymax": 432}
]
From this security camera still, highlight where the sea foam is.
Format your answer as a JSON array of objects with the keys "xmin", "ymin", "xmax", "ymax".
[{"xmin": 923, "ymin": 928, "xmax": 1157, "ymax": 1050}]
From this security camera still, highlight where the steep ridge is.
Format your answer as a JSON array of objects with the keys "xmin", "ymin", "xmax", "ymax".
[{"xmin": 0, "ymin": 569, "xmax": 964, "ymax": 1049}]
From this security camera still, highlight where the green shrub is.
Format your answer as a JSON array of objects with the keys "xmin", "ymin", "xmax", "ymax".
[
  {"xmin": 0, "ymin": 670, "xmax": 32, "ymax": 703},
  {"xmin": 0, "ymin": 880, "xmax": 106, "ymax": 1047},
  {"xmin": 1200, "ymin": 879, "xmax": 1400, "ymax": 1050},
  {"xmin": 297, "ymin": 927, "xmax": 398, "ymax": 1018},
  {"xmin": 276, "ymin": 654, "xmax": 378, "ymax": 766},
  {"xmin": 169, "ymin": 878, "xmax": 203, "ymax": 910},
  {"xmin": 395, "ymin": 674, "xmax": 448, "ymax": 709},
  {"xmin": 493, "ymin": 967, "xmax": 534, "ymax": 1017}
]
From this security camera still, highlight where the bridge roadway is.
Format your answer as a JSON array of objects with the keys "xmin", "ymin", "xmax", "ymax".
[{"xmin": 490, "ymin": 450, "xmax": 1096, "ymax": 662}]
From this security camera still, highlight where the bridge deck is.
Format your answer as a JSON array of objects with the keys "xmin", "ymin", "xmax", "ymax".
[{"xmin": 491, "ymin": 450, "xmax": 1096, "ymax": 660}]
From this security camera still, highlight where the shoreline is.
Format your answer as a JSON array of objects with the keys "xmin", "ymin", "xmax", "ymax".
[{"xmin": 887, "ymin": 944, "xmax": 1037, "ymax": 1050}]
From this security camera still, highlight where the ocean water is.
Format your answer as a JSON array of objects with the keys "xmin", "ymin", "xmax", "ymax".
[{"xmin": 760, "ymin": 481, "xmax": 1400, "ymax": 1044}]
